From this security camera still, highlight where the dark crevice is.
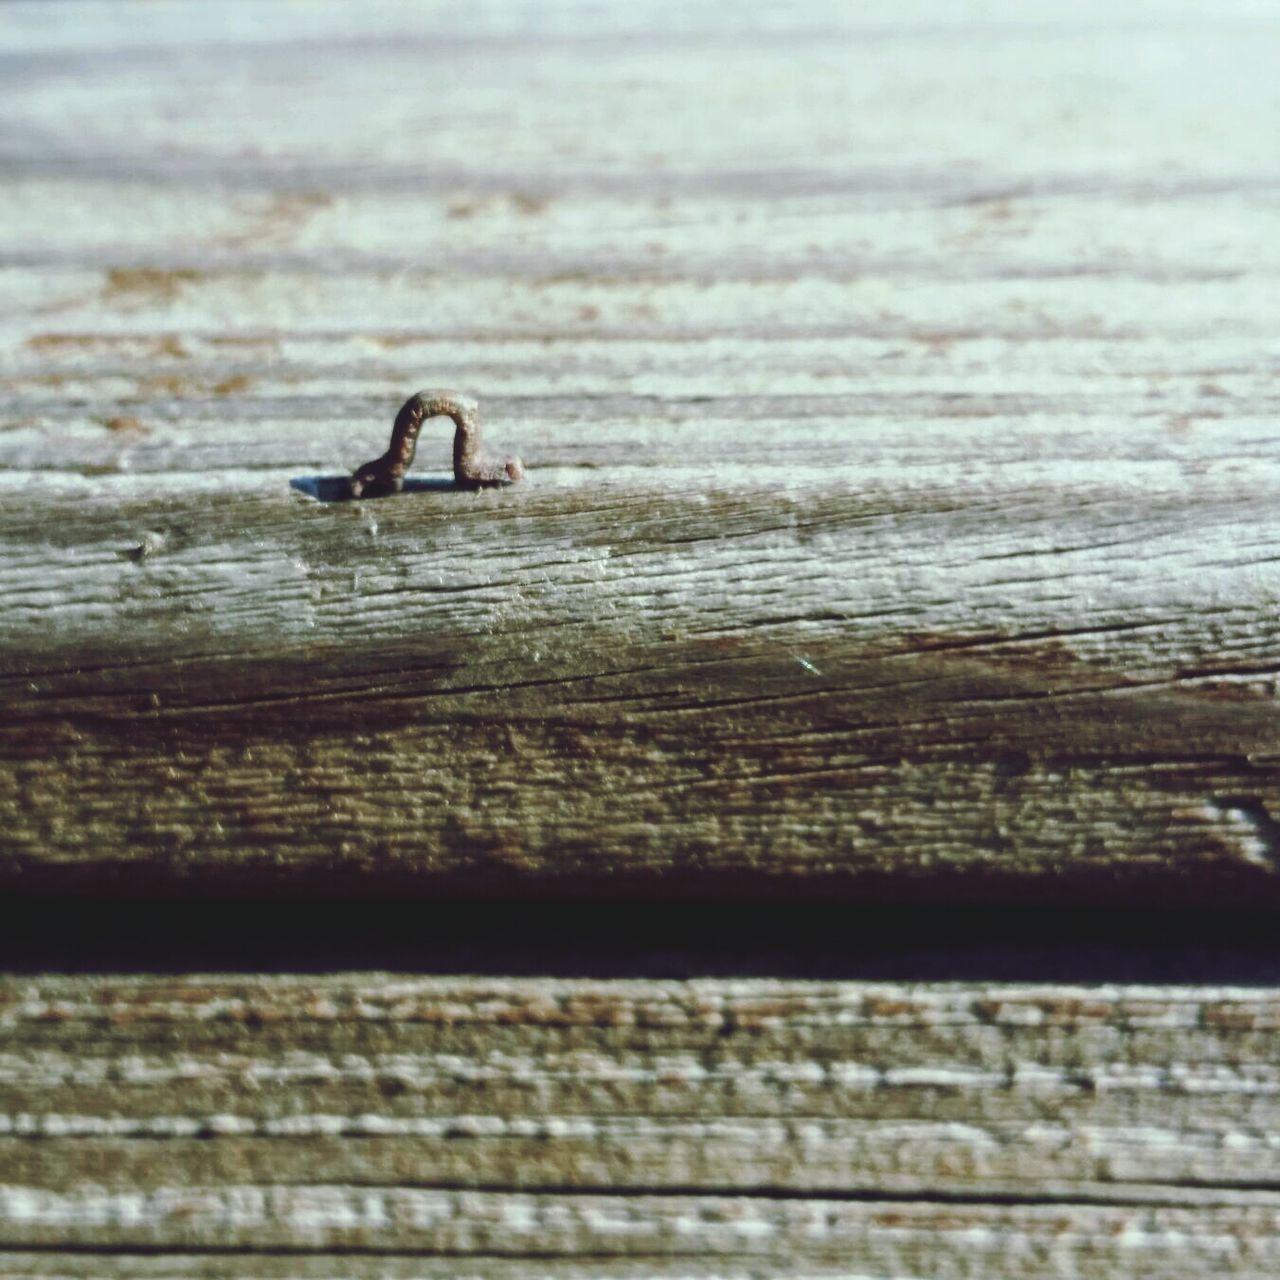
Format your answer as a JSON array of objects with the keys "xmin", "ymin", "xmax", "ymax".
[
  {"xmin": 0, "ymin": 1244, "xmax": 700, "ymax": 1260},
  {"xmin": 224, "ymin": 1178, "xmax": 1280, "ymax": 1208},
  {"xmin": 1, "ymin": 897, "xmax": 1279, "ymax": 982}
]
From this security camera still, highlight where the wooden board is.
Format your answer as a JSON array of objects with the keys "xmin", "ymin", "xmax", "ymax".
[
  {"xmin": 6, "ymin": 0, "xmax": 1280, "ymax": 898},
  {"xmin": 9, "ymin": 9, "xmax": 1280, "ymax": 1276},
  {"xmin": 4, "ymin": 974, "xmax": 1280, "ymax": 1277}
]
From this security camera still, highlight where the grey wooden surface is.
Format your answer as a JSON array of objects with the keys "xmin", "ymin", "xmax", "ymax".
[
  {"xmin": 5, "ymin": 2, "xmax": 1280, "ymax": 1275},
  {"xmin": 5, "ymin": 975, "xmax": 1280, "ymax": 1277},
  {"xmin": 4, "ymin": 0, "xmax": 1280, "ymax": 897}
]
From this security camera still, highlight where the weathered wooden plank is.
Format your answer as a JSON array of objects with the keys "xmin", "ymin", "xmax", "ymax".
[
  {"xmin": 8, "ymin": 1192, "xmax": 1280, "ymax": 1275},
  {"xmin": 7, "ymin": 8, "xmax": 1280, "ymax": 1279},
  {"xmin": 3, "ymin": 976, "xmax": 1280, "ymax": 1276},
  {"xmin": 5, "ymin": 0, "xmax": 1280, "ymax": 898},
  {"xmin": 8, "ymin": 439, "xmax": 1280, "ymax": 897}
]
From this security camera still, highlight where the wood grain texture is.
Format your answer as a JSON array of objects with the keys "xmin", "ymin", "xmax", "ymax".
[
  {"xmin": 5, "ymin": 975, "xmax": 1280, "ymax": 1277},
  {"xmin": 5, "ymin": 0, "xmax": 1280, "ymax": 898}
]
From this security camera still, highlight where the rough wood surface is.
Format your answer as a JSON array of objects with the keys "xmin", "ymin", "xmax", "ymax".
[
  {"xmin": 5, "ymin": 0, "xmax": 1280, "ymax": 900},
  {"xmin": 12, "ymin": 11, "xmax": 1280, "ymax": 1274},
  {"xmin": 4, "ymin": 975, "xmax": 1280, "ymax": 1277}
]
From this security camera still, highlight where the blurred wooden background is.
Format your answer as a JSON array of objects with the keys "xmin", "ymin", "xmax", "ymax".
[{"xmin": 3, "ymin": 1, "xmax": 1280, "ymax": 1274}]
